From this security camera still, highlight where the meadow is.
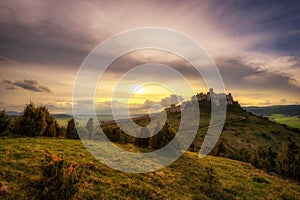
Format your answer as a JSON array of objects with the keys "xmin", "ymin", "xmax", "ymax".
[
  {"xmin": 268, "ymin": 114, "xmax": 300, "ymax": 129},
  {"xmin": 1, "ymin": 137, "xmax": 300, "ymax": 199}
]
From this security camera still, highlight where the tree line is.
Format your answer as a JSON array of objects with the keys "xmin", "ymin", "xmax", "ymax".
[
  {"xmin": 0, "ymin": 103, "xmax": 178, "ymax": 150},
  {"xmin": 0, "ymin": 103, "xmax": 64, "ymax": 137}
]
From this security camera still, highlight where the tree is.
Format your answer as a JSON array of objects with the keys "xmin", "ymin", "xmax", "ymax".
[
  {"xmin": 251, "ymin": 146, "xmax": 277, "ymax": 172},
  {"xmin": 277, "ymin": 139, "xmax": 300, "ymax": 180},
  {"xmin": 210, "ymin": 140, "xmax": 227, "ymax": 157},
  {"xmin": 0, "ymin": 110, "xmax": 10, "ymax": 133},
  {"xmin": 55, "ymin": 121, "xmax": 65, "ymax": 137},
  {"xmin": 135, "ymin": 126, "xmax": 150, "ymax": 148},
  {"xmin": 18, "ymin": 102, "xmax": 39, "ymax": 136},
  {"xmin": 44, "ymin": 115, "xmax": 56, "ymax": 137},
  {"xmin": 237, "ymin": 148, "xmax": 251, "ymax": 162},
  {"xmin": 86, "ymin": 118, "xmax": 94, "ymax": 139},
  {"xmin": 66, "ymin": 119, "xmax": 79, "ymax": 139},
  {"xmin": 11, "ymin": 102, "xmax": 60, "ymax": 137},
  {"xmin": 203, "ymin": 165, "xmax": 220, "ymax": 197},
  {"xmin": 150, "ymin": 121, "xmax": 175, "ymax": 150}
]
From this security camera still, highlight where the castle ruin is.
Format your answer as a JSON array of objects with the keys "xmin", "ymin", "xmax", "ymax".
[{"xmin": 165, "ymin": 88, "xmax": 236, "ymax": 113}]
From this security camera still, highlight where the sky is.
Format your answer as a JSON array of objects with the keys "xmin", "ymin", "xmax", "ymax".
[{"xmin": 0, "ymin": 0, "xmax": 300, "ymax": 114}]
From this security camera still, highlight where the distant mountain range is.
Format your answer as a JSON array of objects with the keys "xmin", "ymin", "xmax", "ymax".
[
  {"xmin": 243, "ymin": 105, "xmax": 300, "ymax": 117},
  {"xmin": 5, "ymin": 104, "xmax": 300, "ymax": 119},
  {"xmin": 5, "ymin": 111, "xmax": 73, "ymax": 120},
  {"xmin": 6, "ymin": 111, "xmax": 20, "ymax": 116}
]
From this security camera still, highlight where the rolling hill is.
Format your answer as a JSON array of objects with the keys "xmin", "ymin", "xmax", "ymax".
[
  {"xmin": 1, "ymin": 101, "xmax": 300, "ymax": 199},
  {"xmin": 162, "ymin": 102, "xmax": 300, "ymax": 154},
  {"xmin": 243, "ymin": 105, "xmax": 300, "ymax": 117},
  {"xmin": 0, "ymin": 138, "xmax": 299, "ymax": 199}
]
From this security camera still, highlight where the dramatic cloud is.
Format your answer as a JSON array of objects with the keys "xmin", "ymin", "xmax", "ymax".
[
  {"xmin": 160, "ymin": 95, "xmax": 184, "ymax": 106},
  {"xmin": 2, "ymin": 79, "xmax": 52, "ymax": 93},
  {"xmin": 216, "ymin": 57, "xmax": 300, "ymax": 94},
  {"xmin": 1, "ymin": 0, "xmax": 300, "ymax": 111}
]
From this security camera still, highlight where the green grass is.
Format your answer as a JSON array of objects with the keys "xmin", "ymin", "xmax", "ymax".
[
  {"xmin": 55, "ymin": 103, "xmax": 300, "ymax": 155},
  {"xmin": 1, "ymin": 137, "xmax": 300, "ymax": 199},
  {"xmin": 268, "ymin": 114, "xmax": 300, "ymax": 129},
  {"xmin": 186, "ymin": 104, "xmax": 300, "ymax": 153}
]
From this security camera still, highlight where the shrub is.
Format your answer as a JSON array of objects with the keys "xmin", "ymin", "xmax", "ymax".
[
  {"xmin": 252, "ymin": 175, "xmax": 270, "ymax": 184},
  {"xmin": 280, "ymin": 193, "xmax": 297, "ymax": 200},
  {"xmin": 251, "ymin": 146, "xmax": 277, "ymax": 173},
  {"xmin": 210, "ymin": 141, "xmax": 227, "ymax": 157},
  {"xmin": 150, "ymin": 121, "xmax": 175, "ymax": 150},
  {"xmin": 135, "ymin": 126, "xmax": 150, "ymax": 148},
  {"xmin": 276, "ymin": 139, "xmax": 300, "ymax": 180},
  {"xmin": 103, "ymin": 127, "xmax": 121, "ymax": 142},
  {"xmin": 237, "ymin": 148, "xmax": 251, "ymax": 162},
  {"xmin": 202, "ymin": 165, "xmax": 220, "ymax": 197},
  {"xmin": 11, "ymin": 102, "xmax": 61, "ymax": 137},
  {"xmin": 27, "ymin": 154, "xmax": 79, "ymax": 200}
]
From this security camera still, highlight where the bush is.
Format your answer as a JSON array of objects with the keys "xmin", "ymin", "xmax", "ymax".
[
  {"xmin": 27, "ymin": 154, "xmax": 79, "ymax": 200},
  {"xmin": 251, "ymin": 146, "xmax": 277, "ymax": 173},
  {"xmin": 150, "ymin": 121, "xmax": 175, "ymax": 150},
  {"xmin": 135, "ymin": 126, "xmax": 150, "ymax": 148},
  {"xmin": 202, "ymin": 165, "xmax": 220, "ymax": 198},
  {"xmin": 0, "ymin": 110, "xmax": 10, "ymax": 133},
  {"xmin": 276, "ymin": 139, "xmax": 300, "ymax": 180},
  {"xmin": 237, "ymin": 148, "xmax": 251, "ymax": 162},
  {"xmin": 103, "ymin": 127, "xmax": 121, "ymax": 142},
  {"xmin": 252, "ymin": 175, "xmax": 270, "ymax": 184},
  {"xmin": 210, "ymin": 141, "xmax": 227, "ymax": 157},
  {"xmin": 11, "ymin": 102, "xmax": 61, "ymax": 137},
  {"xmin": 280, "ymin": 193, "xmax": 297, "ymax": 200}
]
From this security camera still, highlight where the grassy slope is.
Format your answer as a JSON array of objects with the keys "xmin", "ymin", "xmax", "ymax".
[
  {"xmin": 183, "ymin": 103, "xmax": 300, "ymax": 153},
  {"xmin": 1, "ymin": 138, "xmax": 300, "ymax": 199},
  {"xmin": 55, "ymin": 102, "xmax": 300, "ymax": 153}
]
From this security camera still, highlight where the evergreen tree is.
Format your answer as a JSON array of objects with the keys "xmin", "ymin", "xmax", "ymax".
[
  {"xmin": 277, "ymin": 139, "xmax": 300, "ymax": 180},
  {"xmin": 102, "ymin": 126, "xmax": 112, "ymax": 141},
  {"xmin": 86, "ymin": 118, "xmax": 94, "ymax": 139},
  {"xmin": 203, "ymin": 165, "xmax": 220, "ymax": 197},
  {"xmin": 251, "ymin": 146, "xmax": 277, "ymax": 172},
  {"xmin": 0, "ymin": 110, "xmax": 10, "ymax": 133},
  {"xmin": 210, "ymin": 141, "xmax": 227, "ymax": 157},
  {"xmin": 150, "ymin": 121, "xmax": 175, "ymax": 150},
  {"xmin": 21, "ymin": 102, "xmax": 39, "ymax": 136},
  {"xmin": 66, "ymin": 119, "xmax": 79, "ymax": 139},
  {"xmin": 237, "ymin": 148, "xmax": 251, "ymax": 162},
  {"xmin": 11, "ymin": 102, "xmax": 60, "ymax": 137},
  {"xmin": 44, "ymin": 116, "xmax": 57, "ymax": 137},
  {"xmin": 135, "ymin": 126, "xmax": 150, "ymax": 148}
]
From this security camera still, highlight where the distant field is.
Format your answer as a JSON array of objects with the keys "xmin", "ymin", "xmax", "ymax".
[
  {"xmin": 1, "ymin": 137, "xmax": 300, "ymax": 199},
  {"xmin": 268, "ymin": 114, "xmax": 300, "ymax": 129}
]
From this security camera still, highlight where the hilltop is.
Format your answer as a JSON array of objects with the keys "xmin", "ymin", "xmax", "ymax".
[{"xmin": 164, "ymin": 102, "xmax": 300, "ymax": 154}]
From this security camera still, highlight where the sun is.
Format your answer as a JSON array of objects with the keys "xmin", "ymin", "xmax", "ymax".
[{"xmin": 134, "ymin": 86, "xmax": 144, "ymax": 94}]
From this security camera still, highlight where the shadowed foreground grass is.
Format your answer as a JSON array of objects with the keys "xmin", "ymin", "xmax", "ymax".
[{"xmin": 0, "ymin": 137, "xmax": 300, "ymax": 199}]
